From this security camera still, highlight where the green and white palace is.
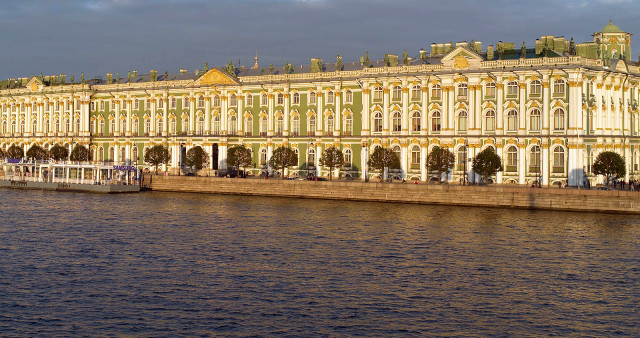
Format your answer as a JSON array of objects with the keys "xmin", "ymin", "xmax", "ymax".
[{"xmin": 2, "ymin": 21, "xmax": 640, "ymax": 186}]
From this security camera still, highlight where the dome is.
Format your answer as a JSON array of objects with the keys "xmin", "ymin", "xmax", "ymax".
[{"xmin": 599, "ymin": 20, "xmax": 625, "ymax": 34}]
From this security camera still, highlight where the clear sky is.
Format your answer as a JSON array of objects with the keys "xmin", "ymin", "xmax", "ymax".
[{"xmin": 0, "ymin": 0, "xmax": 637, "ymax": 80}]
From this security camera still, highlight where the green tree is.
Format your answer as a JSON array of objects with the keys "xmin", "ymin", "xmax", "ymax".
[
  {"xmin": 367, "ymin": 147, "xmax": 400, "ymax": 182},
  {"xmin": 227, "ymin": 145, "xmax": 252, "ymax": 178},
  {"xmin": 319, "ymin": 146, "xmax": 344, "ymax": 181},
  {"xmin": 472, "ymin": 147, "xmax": 503, "ymax": 185},
  {"xmin": 7, "ymin": 144, "xmax": 24, "ymax": 160},
  {"xmin": 426, "ymin": 146, "xmax": 455, "ymax": 184},
  {"xmin": 70, "ymin": 144, "xmax": 90, "ymax": 162},
  {"xmin": 184, "ymin": 146, "xmax": 209, "ymax": 175},
  {"xmin": 593, "ymin": 151, "xmax": 626, "ymax": 189},
  {"xmin": 268, "ymin": 146, "xmax": 298, "ymax": 179},
  {"xmin": 144, "ymin": 144, "xmax": 171, "ymax": 175},
  {"xmin": 26, "ymin": 144, "xmax": 48, "ymax": 161},
  {"xmin": 49, "ymin": 144, "xmax": 69, "ymax": 161},
  {"xmin": 0, "ymin": 147, "xmax": 6, "ymax": 160}
]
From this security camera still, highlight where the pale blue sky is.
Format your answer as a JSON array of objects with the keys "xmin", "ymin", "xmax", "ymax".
[{"xmin": 0, "ymin": 0, "xmax": 637, "ymax": 79}]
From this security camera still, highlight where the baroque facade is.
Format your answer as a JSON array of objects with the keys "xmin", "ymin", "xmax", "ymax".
[{"xmin": 2, "ymin": 21, "xmax": 640, "ymax": 186}]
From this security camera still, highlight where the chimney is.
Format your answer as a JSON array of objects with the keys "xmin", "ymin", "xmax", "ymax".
[{"xmin": 487, "ymin": 45, "xmax": 494, "ymax": 60}]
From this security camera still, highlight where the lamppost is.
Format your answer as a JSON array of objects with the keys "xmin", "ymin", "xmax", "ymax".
[
  {"xmin": 307, "ymin": 138, "xmax": 313, "ymax": 179},
  {"xmin": 462, "ymin": 138, "xmax": 468, "ymax": 185}
]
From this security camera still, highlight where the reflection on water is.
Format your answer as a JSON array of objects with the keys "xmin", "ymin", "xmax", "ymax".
[{"xmin": 0, "ymin": 189, "xmax": 639, "ymax": 336}]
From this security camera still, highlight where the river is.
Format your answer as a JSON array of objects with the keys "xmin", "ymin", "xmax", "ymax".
[{"xmin": 0, "ymin": 189, "xmax": 638, "ymax": 336}]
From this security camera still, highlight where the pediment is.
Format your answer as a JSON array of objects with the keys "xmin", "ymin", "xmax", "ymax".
[
  {"xmin": 441, "ymin": 46, "xmax": 484, "ymax": 69},
  {"xmin": 26, "ymin": 77, "xmax": 45, "ymax": 92},
  {"xmin": 193, "ymin": 68, "xmax": 237, "ymax": 86},
  {"xmin": 612, "ymin": 59, "xmax": 628, "ymax": 73}
]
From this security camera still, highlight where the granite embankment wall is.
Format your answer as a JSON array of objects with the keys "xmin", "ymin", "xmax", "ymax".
[{"xmin": 144, "ymin": 175, "xmax": 640, "ymax": 214}]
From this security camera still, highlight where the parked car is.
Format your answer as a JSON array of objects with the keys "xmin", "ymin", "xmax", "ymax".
[{"xmin": 218, "ymin": 169, "xmax": 246, "ymax": 178}]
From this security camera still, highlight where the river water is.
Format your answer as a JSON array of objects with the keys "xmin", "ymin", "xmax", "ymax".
[{"xmin": 0, "ymin": 189, "xmax": 638, "ymax": 336}]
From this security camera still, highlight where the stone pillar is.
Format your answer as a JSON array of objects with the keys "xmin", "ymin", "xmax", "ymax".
[
  {"xmin": 496, "ymin": 146, "xmax": 503, "ymax": 184},
  {"xmin": 400, "ymin": 143, "xmax": 407, "ymax": 179},
  {"xmin": 284, "ymin": 92, "xmax": 290, "ymax": 136},
  {"xmin": 420, "ymin": 145, "xmax": 427, "ymax": 182},
  {"xmin": 221, "ymin": 94, "xmax": 228, "ymax": 134},
  {"xmin": 383, "ymin": 85, "xmax": 389, "ymax": 135},
  {"xmin": 401, "ymin": 83, "xmax": 409, "ymax": 136},
  {"xmin": 268, "ymin": 91, "xmax": 274, "ymax": 136},
  {"xmin": 150, "ymin": 96, "xmax": 156, "ymax": 135},
  {"xmin": 518, "ymin": 144, "xmax": 525, "ymax": 185},
  {"xmin": 205, "ymin": 95, "xmax": 211, "ymax": 134},
  {"xmin": 218, "ymin": 142, "xmax": 227, "ymax": 169},
  {"xmin": 333, "ymin": 89, "xmax": 341, "ymax": 136},
  {"xmin": 189, "ymin": 93, "xmax": 195, "ymax": 135},
  {"xmin": 496, "ymin": 82, "xmax": 504, "ymax": 132},
  {"xmin": 315, "ymin": 143, "xmax": 322, "ymax": 177},
  {"xmin": 362, "ymin": 86, "xmax": 370, "ymax": 135}
]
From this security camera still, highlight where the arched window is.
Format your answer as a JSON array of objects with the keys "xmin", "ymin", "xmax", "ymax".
[
  {"xmin": 506, "ymin": 146, "xmax": 518, "ymax": 172},
  {"xmin": 431, "ymin": 84, "xmax": 441, "ymax": 98},
  {"xmin": 411, "ymin": 85, "xmax": 421, "ymax": 100},
  {"xmin": 169, "ymin": 118, "xmax": 176, "ymax": 134},
  {"xmin": 457, "ymin": 83, "xmax": 468, "ymax": 99},
  {"xmin": 326, "ymin": 115, "xmax": 334, "ymax": 134},
  {"xmin": 392, "ymin": 111, "xmax": 402, "ymax": 132},
  {"xmin": 293, "ymin": 92, "xmax": 300, "ymax": 104},
  {"xmin": 261, "ymin": 93, "xmax": 268, "ymax": 106},
  {"xmin": 553, "ymin": 79, "xmax": 566, "ymax": 96},
  {"xmin": 344, "ymin": 148, "xmax": 352, "ymax": 167},
  {"xmin": 120, "ymin": 147, "xmax": 126, "ymax": 164},
  {"xmin": 244, "ymin": 116, "xmax": 253, "ymax": 136},
  {"xmin": 277, "ymin": 93, "xmax": 284, "ymax": 105},
  {"xmin": 326, "ymin": 91, "xmax": 334, "ymax": 104},
  {"xmin": 98, "ymin": 147, "xmax": 104, "ymax": 162},
  {"xmin": 485, "ymin": 82, "xmax": 496, "ymax": 97},
  {"xmin": 507, "ymin": 110, "xmax": 518, "ymax": 131},
  {"xmin": 213, "ymin": 95, "xmax": 221, "ymax": 107},
  {"xmin": 97, "ymin": 120, "xmax": 103, "ymax": 134},
  {"xmin": 308, "ymin": 115, "xmax": 316, "ymax": 135},
  {"xmin": 457, "ymin": 111, "xmax": 468, "ymax": 131},
  {"xmin": 75, "ymin": 119, "xmax": 80, "ymax": 133},
  {"xmin": 109, "ymin": 147, "xmax": 114, "ymax": 162},
  {"xmin": 431, "ymin": 111, "xmax": 441, "ymax": 131},
  {"xmin": 530, "ymin": 80, "xmax": 542, "ymax": 96},
  {"xmin": 229, "ymin": 116, "xmax": 237, "ymax": 135},
  {"xmin": 245, "ymin": 94, "xmax": 253, "ymax": 106},
  {"xmin": 553, "ymin": 109, "xmax": 565, "ymax": 131},
  {"xmin": 553, "ymin": 146, "xmax": 565, "ymax": 173},
  {"xmin": 485, "ymin": 110, "xmax": 496, "ymax": 131},
  {"xmin": 33, "ymin": 119, "xmax": 38, "ymax": 134},
  {"xmin": 120, "ymin": 118, "xmax": 126, "ymax": 133},
  {"xmin": 182, "ymin": 117, "xmax": 189, "ymax": 133},
  {"xmin": 391, "ymin": 145, "xmax": 401, "ymax": 161},
  {"xmin": 259, "ymin": 116, "xmax": 268, "ymax": 136},
  {"xmin": 345, "ymin": 90, "xmax": 353, "ymax": 103},
  {"xmin": 507, "ymin": 81, "xmax": 519, "ymax": 96},
  {"xmin": 529, "ymin": 109, "xmax": 541, "ymax": 131},
  {"xmin": 392, "ymin": 86, "xmax": 402, "ymax": 100},
  {"xmin": 307, "ymin": 147, "xmax": 315, "ymax": 164},
  {"xmin": 373, "ymin": 112, "xmax": 383, "ymax": 132},
  {"xmin": 291, "ymin": 115, "xmax": 300, "ymax": 136},
  {"xmin": 212, "ymin": 116, "xmax": 221, "ymax": 135},
  {"xmin": 344, "ymin": 114, "xmax": 353, "ymax": 135},
  {"xmin": 157, "ymin": 119, "xmax": 164, "ymax": 134},
  {"xmin": 132, "ymin": 146, "xmax": 138, "ymax": 164},
  {"xmin": 229, "ymin": 94, "xmax": 237, "ymax": 107},
  {"xmin": 373, "ymin": 86, "xmax": 383, "ymax": 101},
  {"xmin": 259, "ymin": 148, "xmax": 267, "ymax": 165},
  {"xmin": 109, "ymin": 119, "xmax": 115, "ymax": 135},
  {"xmin": 411, "ymin": 111, "xmax": 421, "ymax": 132},
  {"xmin": 410, "ymin": 145, "xmax": 421, "ymax": 168},
  {"xmin": 457, "ymin": 146, "xmax": 467, "ymax": 171},
  {"xmin": 196, "ymin": 116, "xmax": 204, "ymax": 135},
  {"xmin": 132, "ymin": 119, "xmax": 139, "ymax": 135},
  {"xmin": 308, "ymin": 92, "xmax": 317, "ymax": 105},
  {"xmin": 275, "ymin": 115, "xmax": 284, "ymax": 135},
  {"xmin": 197, "ymin": 96, "xmax": 205, "ymax": 108},
  {"xmin": 144, "ymin": 119, "xmax": 150, "ymax": 134},
  {"xmin": 169, "ymin": 97, "xmax": 176, "ymax": 108},
  {"xmin": 529, "ymin": 145, "xmax": 541, "ymax": 173}
]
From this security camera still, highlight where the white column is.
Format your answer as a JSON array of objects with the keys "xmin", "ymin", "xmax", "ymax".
[
  {"xmin": 518, "ymin": 145, "xmax": 525, "ymax": 184},
  {"xmin": 362, "ymin": 85, "xmax": 370, "ymax": 135},
  {"xmin": 420, "ymin": 146, "xmax": 427, "ymax": 181},
  {"xmin": 496, "ymin": 146, "xmax": 504, "ymax": 183},
  {"xmin": 400, "ymin": 144, "xmax": 407, "ymax": 179},
  {"xmin": 401, "ymin": 83, "xmax": 409, "ymax": 136},
  {"xmin": 204, "ymin": 95, "xmax": 211, "ymax": 134}
]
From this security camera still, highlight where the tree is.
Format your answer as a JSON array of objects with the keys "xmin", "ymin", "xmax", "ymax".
[
  {"xmin": 184, "ymin": 146, "xmax": 209, "ymax": 175},
  {"xmin": 319, "ymin": 146, "xmax": 344, "ymax": 181},
  {"xmin": 268, "ymin": 146, "xmax": 298, "ymax": 179},
  {"xmin": 70, "ymin": 144, "xmax": 90, "ymax": 162},
  {"xmin": 49, "ymin": 144, "xmax": 69, "ymax": 161},
  {"xmin": 593, "ymin": 151, "xmax": 626, "ymax": 189},
  {"xmin": 472, "ymin": 147, "xmax": 503, "ymax": 185},
  {"xmin": 26, "ymin": 145, "xmax": 49, "ymax": 161},
  {"xmin": 227, "ymin": 145, "xmax": 252, "ymax": 178},
  {"xmin": 426, "ymin": 146, "xmax": 455, "ymax": 184},
  {"xmin": 367, "ymin": 147, "xmax": 400, "ymax": 182},
  {"xmin": 144, "ymin": 144, "xmax": 171, "ymax": 175},
  {"xmin": 7, "ymin": 145, "xmax": 24, "ymax": 160},
  {"xmin": 0, "ymin": 147, "xmax": 5, "ymax": 160}
]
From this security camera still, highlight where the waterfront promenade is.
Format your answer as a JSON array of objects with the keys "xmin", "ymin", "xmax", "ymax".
[{"xmin": 143, "ymin": 175, "xmax": 640, "ymax": 214}]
